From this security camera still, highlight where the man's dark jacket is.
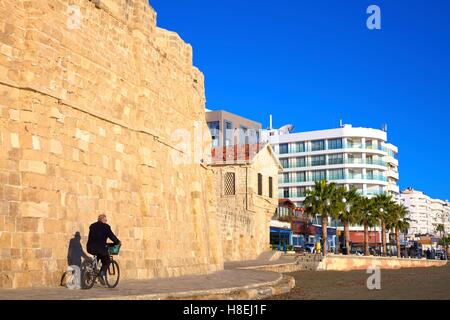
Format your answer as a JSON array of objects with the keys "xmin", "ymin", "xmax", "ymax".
[{"xmin": 87, "ymin": 221, "xmax": 121, "ymax": 255}]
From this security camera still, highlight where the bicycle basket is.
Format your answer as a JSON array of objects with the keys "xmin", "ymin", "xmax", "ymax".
[{"xmin": 108, "ymin": 244, "xmax": 121, "ymax": 255}]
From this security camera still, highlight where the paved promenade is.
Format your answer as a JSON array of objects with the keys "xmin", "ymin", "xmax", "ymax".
[{"xmin": 0, "ymin": 264, "xmax": 293, "ymax": 300}]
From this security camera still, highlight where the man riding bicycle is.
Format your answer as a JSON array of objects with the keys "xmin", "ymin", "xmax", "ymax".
[{"xmin": 87, "ymin": 214, "xmax": 121, "ymax": 282}]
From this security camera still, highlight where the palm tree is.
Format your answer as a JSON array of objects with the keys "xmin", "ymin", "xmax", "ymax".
[
  {"xmin": 335, "ymin": 187, "xmax": 361, "ymax": 255},
  {"xmin": 304, "ymin": 180, "xmax": 337, "ymax": 256},
  {"xmin": 439, "ymin": 235, "xmax": 450, "ymax": 260},
  {"xmin": 372, "ymin": 194, "xmax": 396, "ymax": 257},
  {"xmin": 356, "ymin": 197, "xmax": 379, "ymax": 256},
  {"xmin": 389, "ymin": 204, "xmax": 410, "ymax": 258},
  {"xmin": 435, "ymin": 223, "xmax": 445, "ymax": 239}
]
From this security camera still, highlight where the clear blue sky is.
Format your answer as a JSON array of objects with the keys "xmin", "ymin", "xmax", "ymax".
[{"xmin": 149, "ymin": 0, "xmax": 450, "ymax": 200}]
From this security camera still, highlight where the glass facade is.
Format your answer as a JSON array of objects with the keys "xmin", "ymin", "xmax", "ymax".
[
  {"xmin": 311, "ymin": 155, "xmax": 326, "ymax": 166},
  {"xmin": 328, "ymin": 138, "xmax": 343, "ymax": 150},
  {"xmin": 207, "ymin": 121, "xmax": 220, "ymax": 147},
  {"xmin": 328, "ymin": 169, "xmax": 344, "ymax": 180},
  {"xmin": 224, "ymin": 121, "xmax": 233, "ymax": 146},
  {"xmin": 311, "ymin": 140, "xmax": 325, "ymax": 151},
  {"xmin": 311, "ymin": 170, "xmax": 326, "ymax": 181},
  {"xmin": 279, "ymin": 143, "xmax": 288, "ymax": 154},
  {"xmin": 328, "ymin": 153, "xmax": 344, "ymax": 165}
]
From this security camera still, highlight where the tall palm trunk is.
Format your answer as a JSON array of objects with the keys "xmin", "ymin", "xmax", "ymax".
[
  {"xmin": 364, "ymin": 223, "xmax": 369, "ymax": 256},
  {"xmin": 344, "ymin": 221, "xmax": 350, "ymax": 255},
  {"xmin": 395, "ymin": 228, "xmax": 401, "ymax": 258},
  {"xmin": 381, "ymin": 220, "xmax": 387, "ymax": 257},
  {"xmin": 322, "ymin": 216, "xmax": 328, "ymax": 256}
]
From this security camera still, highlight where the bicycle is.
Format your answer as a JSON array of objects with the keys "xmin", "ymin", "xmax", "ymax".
[{"xmin": 82, "ymin": 244, "xmax": 121, "ymax": 289}]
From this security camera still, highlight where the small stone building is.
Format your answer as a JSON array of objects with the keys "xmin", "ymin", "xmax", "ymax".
[{"xmin": 210, "ymin": 144, "xmax": 282, "ymax": 261}]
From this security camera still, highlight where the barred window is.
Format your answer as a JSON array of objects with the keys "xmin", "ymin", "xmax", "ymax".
[
  {"xmin": 258, "ymin": 173, "xmax": 263, "ymax": 196},
  {"xmin": 269, "ymin": 177, "xmax": 273, "ymax": 198},
  {"xmin": 224, "ymin": 172, "xmax": 235, "ymax": 195}
]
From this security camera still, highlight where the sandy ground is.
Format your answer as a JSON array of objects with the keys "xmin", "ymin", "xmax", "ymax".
[{"xmin": 271, "ymin": 262, "xmax": 450, "ymax": 300}]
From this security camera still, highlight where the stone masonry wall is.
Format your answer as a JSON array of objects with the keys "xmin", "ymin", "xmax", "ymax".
[
  {"xmin": 213, "ymin": 147, "xmax": 280, "ymax": 262},
  {"xmin": 0, "ymin": 0, "xmax": 223, "ymax": 288}
]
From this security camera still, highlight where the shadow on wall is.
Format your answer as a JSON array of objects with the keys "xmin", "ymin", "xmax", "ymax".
[{"xmin": 67, "ymin": 231, "xmax": 90, "ymax": 268}]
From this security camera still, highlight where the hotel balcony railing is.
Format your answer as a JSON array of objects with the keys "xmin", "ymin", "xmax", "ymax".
[
  {"xmin": 279, "ymin": 193, "xmax": 307, "ymax": 198},
  {"xmin": 278, "ymin": 143, "xmax": 388, "ymax": 155},
  {"xmin": 279, "ymin": 174, "xmax": 387, "ymax": 184},
  {"xmin": 280, "ymin": 158, "xmax": 387, "ymax": 169}
]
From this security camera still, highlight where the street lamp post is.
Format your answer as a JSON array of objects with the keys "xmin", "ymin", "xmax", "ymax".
[
  {"xmin": 367, "ymin": 211, "xmax": 372, "ymax": 255},
  {"xmin": 375, "ymin": 208, "xmax": 387, "ymax": 256}
]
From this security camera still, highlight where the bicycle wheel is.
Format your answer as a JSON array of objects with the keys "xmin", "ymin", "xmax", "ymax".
[
  {"xmin": 81, "ymin": 261, "xmax": 96, "ymax": 290},
  {"xmin": 105, "ymin": 260, "xmax": 120, "ymax": 288}
]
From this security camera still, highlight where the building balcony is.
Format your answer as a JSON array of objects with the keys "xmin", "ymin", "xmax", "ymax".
[
  {"xmin": 276, "ymin": 143, "xmax": 388, "ymax": 156},
  {"xmin": 279, "ymin": 174, "xmax": 388, "ymax": 185},
  {"xmin": 280, "ymin": 158, "xmax": 387, "ymax": 169},
  {"xmin": 387, "ymin": 170, "xmax": 399, "ymax": 180}
]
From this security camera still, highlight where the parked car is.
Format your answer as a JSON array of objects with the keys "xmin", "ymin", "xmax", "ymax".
[{"xmin": 350, "ymin": 247, "xmax": 364, "ymax": 255}]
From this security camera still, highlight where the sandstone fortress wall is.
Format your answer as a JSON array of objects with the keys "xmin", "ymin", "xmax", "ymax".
[{"xmin": 0, "ymin": 0, "xmax": 224, "ymax": 288}]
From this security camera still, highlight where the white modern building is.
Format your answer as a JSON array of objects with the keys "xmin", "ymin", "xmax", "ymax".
[
  {"xmin": 262, "ymin": 123, "xmax": 400, "ymax": 208},
  {"xmin": 401, "ymin": 188, "xmax": 450, "ymax": 239}
]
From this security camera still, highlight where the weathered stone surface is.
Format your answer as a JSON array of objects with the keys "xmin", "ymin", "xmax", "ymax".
[
  {"xmin": 212, "ymin": 145, "xmax": 281, "ymax": 262},
  {"xmin": 0, "ymin": 0, "xmax": 223, "ymax": 288}
]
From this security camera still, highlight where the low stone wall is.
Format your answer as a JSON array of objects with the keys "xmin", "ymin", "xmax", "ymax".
[{"xmin": 319, "ymin": 255, "xmax": 447, "ymax": 271}]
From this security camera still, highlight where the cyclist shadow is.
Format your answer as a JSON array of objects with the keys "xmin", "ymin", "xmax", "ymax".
[
  {"xmin": 61, "ymin": 231, "xmax": 91, "ymax": 288},
  {"xmin": 67, "ymin": 231, "xmax": 90, "ymax": 268}
]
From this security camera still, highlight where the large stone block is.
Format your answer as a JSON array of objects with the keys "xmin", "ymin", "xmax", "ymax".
[
  {"xmin": 19, "ymin": 202, "xmax": 49, "ymax": 218},
  {"xmin": 19, "ymin": 160, "xmax": 47, "ymax": 174}
]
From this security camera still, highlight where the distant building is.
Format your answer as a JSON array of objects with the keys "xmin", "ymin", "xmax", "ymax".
[
  {"xmin": 262, "ymin": 121, "xmax": 400, "ymax": 249},
  {"xmin": 206, "ymin": 110, "xmax": 262, "ymax": 147},
  {"xmin": 210, "ymin": 143, "xmax": 282, "ymax": 261},
  {"xmin": 401, "ymin": 188, "xmax": 450, "ymax": 239},
  {"xmin": 262, "ymin": 123, "xmax": 399, "ymax": 208}
]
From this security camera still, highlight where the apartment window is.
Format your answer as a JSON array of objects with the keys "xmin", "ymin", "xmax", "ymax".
[
  {"xmin": 283, "ymin": 188, "xmax": 289, "ymax": 198},
  {"xmin": 296, "ymin": 187, "xmax": 306, "ymax": 197},
  {"xmin": 311, "ymin": 155, "xmax": 326, "ymax": 166},
  {"xmin": 311, "ymin": 140, "xmax": 325, "ymax": 151},
  {"xmin": 279, "ymin": 172, "xmax": 289, "ymax": 184},
  {"xmin": 311, "ymin": 170, "xmax": 326, "ymax": 181},
  {"xmin": 291, "ymin": 142, "xmax": 305, "ymax": 153},
  {"xmin": 279, "ymin": 143, "xmax": 288, "ymax": 154},
  {"xmin": 224, "ymin": 172, "xmax": 235, "ymax": 195},
  {"xmin": 328, "ymin": 138, "xmax": 343, "ymax": 150},
  {"xmin": 224, "ymin": 121, "xmax": 233, "ymax": 146},
  {"xmin": 328, "ymin": 169, "xmax": 344, "ymax": 180},
  {"xmin": 366, "ymin": 170, "xmax": 374, "ymax": 180},
  {"xmin": 269, "ymin": 177, "xmax": 273, "ymax": 198},
  {"xmin": 328, "ymin": 154, "xmax": 344, "ymax": 165},
  {"xmin": 296, "ymin": 157, "xmax": 306, "ymax": 167},
  {"xmin": 239, "ymin": 125, "xmax": 249, "ymax": 145},
  {"xmin": 258, "ymin": 173, "xmax": 263, "ymax": 196},
  {"xmin": 207, "ymin": 121, "xmax": 220, "ymax": 147},
  {"xmin": 297, "ymin": 171, "xmax": 306, "ymax": 182}
]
